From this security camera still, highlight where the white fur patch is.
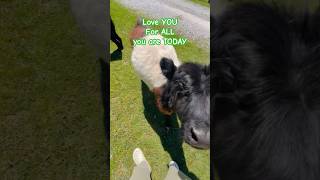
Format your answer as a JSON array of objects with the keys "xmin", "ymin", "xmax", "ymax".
[{"xmin": 131, "ymin": 34, "xmax": 181, "ymax": 90}]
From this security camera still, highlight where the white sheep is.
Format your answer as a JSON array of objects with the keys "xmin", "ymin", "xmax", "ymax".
[{"xmin": 130, "ymin": 23, "xmax": 181, "ymax": 115}]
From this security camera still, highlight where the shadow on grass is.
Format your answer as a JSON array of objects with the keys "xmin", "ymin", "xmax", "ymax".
[
  {"xmin": 99, "ymin": 58, "xmax": 109, "ymax": 140},
  {"xmin": 99, "ymin": 58, "xmax": 109, "ymax": 175},
  {"xmin": 141, "ymin": 82, "xmax": 199, "ymax": 180},
  {"xmin": 110, "ymin": 49, "xmax": 122, "ymax": 61}
]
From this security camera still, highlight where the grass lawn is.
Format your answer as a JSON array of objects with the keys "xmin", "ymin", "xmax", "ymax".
[
  {"xmin": 110, "ymin": 0, "xmax": 210, "ymax": 179},
  {"xmin": 0, "ymin": 0, "xmax": 107, "ymax": 179},
  {"xmin": 189, "ymin": 0, "xmax": 210, "ymax": 7}
]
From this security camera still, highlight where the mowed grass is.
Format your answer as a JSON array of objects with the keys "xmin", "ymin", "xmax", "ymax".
[
  {"xmin": 0, "ymin": 1, "xmax": 107, "ymax": 179},
  {"xmin": 110, "ymin": 1, "xmax": 210, "ymax": 180},
  {"xmin": 189, "ymin": 0, "xmax": 210, "ymax": 7}
]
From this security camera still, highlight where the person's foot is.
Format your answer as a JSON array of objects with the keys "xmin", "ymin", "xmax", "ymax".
[
  {"xmin": 132, "ymin": 148, "xmax": 151, "ymax": 171},
  {"xmin": 168, "ymin": 160, "xmax": 179, "ymax": 170}
]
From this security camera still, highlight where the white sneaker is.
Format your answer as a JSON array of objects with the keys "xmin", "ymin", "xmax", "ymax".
[
  {"xmin": 132, "ymin": 148, "xmax": 151, "ymax": 171},
  {"xmin": 168, "ymin": 160, "xmax": 179, "ymax": 170}
]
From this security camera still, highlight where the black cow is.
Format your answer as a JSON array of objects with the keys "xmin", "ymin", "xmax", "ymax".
[
  {"xmin": 160, "ymin": 58, "xmax": 210, "ymax": 149},
  {"xmin": 212, "ymin": 3, "xmax": 320, "ymax": 180}
]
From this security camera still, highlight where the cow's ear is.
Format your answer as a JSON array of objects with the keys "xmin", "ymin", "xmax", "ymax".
[{"xmin": 160, "ymin": 58, "xmax": 177, "ymax": 80}]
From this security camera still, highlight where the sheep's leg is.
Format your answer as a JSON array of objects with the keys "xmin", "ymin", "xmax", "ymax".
[{"xmin": 111, "ymin": 18, "xmax": 123, "ymax": 50}]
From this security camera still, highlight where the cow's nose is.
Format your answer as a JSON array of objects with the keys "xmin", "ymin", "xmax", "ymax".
[{"xmin": 188, "ymin": 127, "xmax": 210, "ymax": 149}]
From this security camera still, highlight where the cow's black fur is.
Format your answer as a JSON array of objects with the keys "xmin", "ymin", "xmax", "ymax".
[
  {"xmin": 212, "ymin": 3, "xmax": 320, "ymax": 180},
  {"xmin": 160, "ymin": 58, "xmax": 210, "ymax": 149}
]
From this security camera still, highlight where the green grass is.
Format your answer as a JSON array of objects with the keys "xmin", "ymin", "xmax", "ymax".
[
  {"xmin": 0, "ymin": 0, "xmax": 107, "ymax": 179},
  {"xmin": 189, "ymin": 0, "xmax": 210, "ymax": 7},
  {"xmin": 110, "ymin": 1, "xmax": 210, "ymax": 179}
]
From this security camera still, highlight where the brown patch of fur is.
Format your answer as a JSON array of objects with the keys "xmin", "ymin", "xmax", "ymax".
[
  {"xmin": 153, "ymin": 87, "xmax": 174, "ymax": 115},
  {"xmin": 129, "ymin": 24, "xmax": 145, "ymax": 45}
]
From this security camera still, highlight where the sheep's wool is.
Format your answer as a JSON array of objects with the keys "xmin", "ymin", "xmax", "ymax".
[{"xmin": 131, "ymin": 34, "xmax": 181, "ymax": 90}]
